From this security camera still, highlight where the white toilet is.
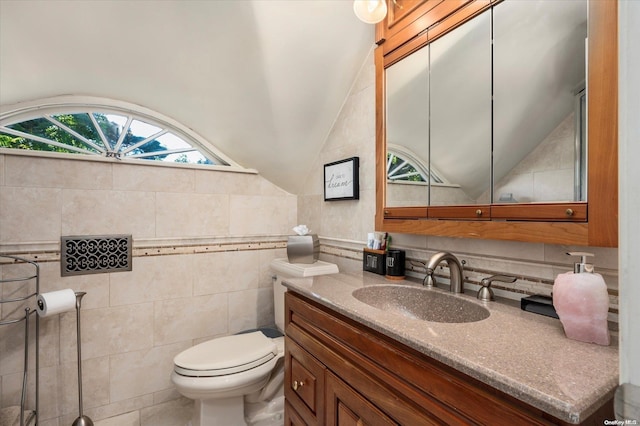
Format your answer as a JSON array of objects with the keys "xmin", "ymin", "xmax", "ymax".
[{"xmin": 171, "ymin": 258, "xmax": 338, "ymax": 426}]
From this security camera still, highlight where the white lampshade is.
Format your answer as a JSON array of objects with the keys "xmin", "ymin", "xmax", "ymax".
[{"xmin": 353, "ymin": 0, "xmax": 388, "ymax": 24}]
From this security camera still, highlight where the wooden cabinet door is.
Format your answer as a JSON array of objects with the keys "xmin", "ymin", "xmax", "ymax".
[
  {"xmin": 285, "ymin": 400, "xmax": 309, "ymax": 426},
  {"xmin": 326, "ymin": 372, "xmax": 398, "ymax": 426},
  {"xmin": 285, "ymin": 337, "xmax": 326, "ymax": 425}
]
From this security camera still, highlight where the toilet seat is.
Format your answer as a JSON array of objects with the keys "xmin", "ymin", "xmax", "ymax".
[{"xmin": 174, "ymin": 331, "xmax": 278, "ymax": 378}]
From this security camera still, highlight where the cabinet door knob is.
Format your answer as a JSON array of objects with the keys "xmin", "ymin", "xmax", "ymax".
[
  {"xmin": 292, "ymin": 380, "xmax": 304, "ymax": 391},
  {"xmin": 475, "ymin": 209, "xmax": 483, "ymax": 216},
  {"xmin": 566, "ymin": 208, "xmax": 574, "ymax": 216}
]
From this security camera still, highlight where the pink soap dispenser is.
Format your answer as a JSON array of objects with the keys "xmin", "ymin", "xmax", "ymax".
[{"xmin": 553, "ymin": 252, "xmax": 610, "ymax": 345}]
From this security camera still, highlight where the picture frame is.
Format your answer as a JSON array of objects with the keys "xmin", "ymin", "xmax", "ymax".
[{"xmin": 324, "ymin": 157, "xmax": 359, "ymax": 201}]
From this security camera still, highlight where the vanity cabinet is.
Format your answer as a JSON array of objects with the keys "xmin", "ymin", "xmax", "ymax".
[
  {"xmin": 375, "ymin": 0, "xmax": 618, "ymax": 246},
  {"xmin": 284, "ymin": 290, "xmax": 613, "ymax": 425},
  {"xmin": 285, "ymin": 337, "xmax": 326, "ymax": 425}
]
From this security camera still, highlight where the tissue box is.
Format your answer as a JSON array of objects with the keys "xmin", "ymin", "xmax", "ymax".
[{"xmin": 287, "ymin": 234, "xmax": 319, "ymax": 264}]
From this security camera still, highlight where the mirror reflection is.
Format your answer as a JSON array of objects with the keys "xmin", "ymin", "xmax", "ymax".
[
  {"xmin": 386, "ymin": 46, "xmax": 430, "ymax": 207},
  {"xmin": 430, "ymin": 10, "xmax": 491, "ymax": 206},
  {"xmin": 492, "ymin": 0, "xmax": 587, "ymax": 204},
  {"xmin": 385, "ymin": 0, "xmax": 587, "ymax": 209}
]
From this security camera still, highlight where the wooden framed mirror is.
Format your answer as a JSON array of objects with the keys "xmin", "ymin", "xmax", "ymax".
[{"xmin": 375, "ymin": 0, "xmax": 617, "ymax": 247}]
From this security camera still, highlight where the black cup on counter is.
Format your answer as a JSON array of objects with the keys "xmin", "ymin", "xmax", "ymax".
[{"xmin": 385, "ymin": 249, "xmax": 405, "ymax": 280}]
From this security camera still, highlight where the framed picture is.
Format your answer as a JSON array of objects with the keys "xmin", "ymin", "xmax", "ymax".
[{"xmin": 324, "ymin": 157, "xmax": 359, "ymax": 201}]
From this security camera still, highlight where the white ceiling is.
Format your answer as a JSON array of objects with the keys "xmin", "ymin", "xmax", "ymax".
[{"xmin": 0, "ymin": 0, "xmax": 374, "ymax": 194}]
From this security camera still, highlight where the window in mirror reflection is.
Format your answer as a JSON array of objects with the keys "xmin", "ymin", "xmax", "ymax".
[
  {"xmin": 387, "ymin": 148, "xmax": 443, "ymax": 184},
  {"xmin": 386, "ymin": 146, "xmax": 466, "ymax": 208}
]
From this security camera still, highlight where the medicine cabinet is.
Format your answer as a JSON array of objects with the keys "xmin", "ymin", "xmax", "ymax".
[{"xmin": 375, "ymin": 0, "xmax": 618, "ymax": 247}]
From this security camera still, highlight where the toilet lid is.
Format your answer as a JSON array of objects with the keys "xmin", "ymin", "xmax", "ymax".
[{"xmin": 174, "ymin": 331, "xmax": 277, "ymax": 377}]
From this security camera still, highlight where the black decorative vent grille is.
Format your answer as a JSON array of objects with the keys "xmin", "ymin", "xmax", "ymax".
[{"xmin": 61, "ymin": 235, "xmax": 132, "ymax": 276}]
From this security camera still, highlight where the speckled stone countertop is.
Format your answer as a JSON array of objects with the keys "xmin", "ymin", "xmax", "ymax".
[{"xmin": 282, "ymin": 271, "xmax": 619, "ymax": 424}]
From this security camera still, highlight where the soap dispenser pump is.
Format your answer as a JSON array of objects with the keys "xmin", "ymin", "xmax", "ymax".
[{"xmin": 552, "ymin": 252, "xmax": 610, "ymax": 345}]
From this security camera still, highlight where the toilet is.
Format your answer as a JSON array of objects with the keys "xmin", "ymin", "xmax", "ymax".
[{"xmin": 171, "ymin": 258, "xmax": 338, "ymax": 426}]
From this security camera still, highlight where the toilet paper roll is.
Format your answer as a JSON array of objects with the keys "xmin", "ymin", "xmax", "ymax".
[{"xmin": 36, "ymin": 289, "xmax": 77, "ymax": 317}]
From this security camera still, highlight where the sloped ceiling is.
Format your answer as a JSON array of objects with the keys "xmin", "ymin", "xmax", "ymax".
[{"xmin": 0, "ymin": 0, "xmax": 373, "ymax": 194}]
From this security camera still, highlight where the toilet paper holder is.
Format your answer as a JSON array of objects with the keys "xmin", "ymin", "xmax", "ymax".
[{"xmin": 71, "ymin": 291, "xmax": 94, "ymax": 426}]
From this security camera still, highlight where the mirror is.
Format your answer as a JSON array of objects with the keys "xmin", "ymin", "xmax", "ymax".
[
  {"xmin": 385, "ymin": 0, "xmax": 587, "ymax": 208},
  {"xmin": 492, "ymin": 0, "xmax": 587, "ymax": 204},
  {"xmin": 430, "ymin": 9, "xmax": 491, "ymax": 206},
  {"xmin": 386, "ymin": 44, "xmax": 429, "ymax": 207}
]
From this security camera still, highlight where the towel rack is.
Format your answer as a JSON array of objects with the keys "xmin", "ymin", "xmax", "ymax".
[{"xmin": 1, "ymin": 255, "xmax": 40, "ymax": 426}]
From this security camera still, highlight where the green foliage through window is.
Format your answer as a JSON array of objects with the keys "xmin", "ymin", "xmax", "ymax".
[
  {"xmin": 1, "ymin": 110, "xmax": 226, "ymax": 166},
  {"xmin": 386, "ymin": 151, "xmax": 442, "ymax": 184}
]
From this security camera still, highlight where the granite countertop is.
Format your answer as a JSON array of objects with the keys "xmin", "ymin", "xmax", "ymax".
[{"xmin": 282, "ymin": 270, "xmax": 619, "ymax": 424}]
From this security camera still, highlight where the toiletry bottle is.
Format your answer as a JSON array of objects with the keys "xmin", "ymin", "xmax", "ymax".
[{"xmin": 552, "ymin": 252, "xmax": 610, "ymax": 345}]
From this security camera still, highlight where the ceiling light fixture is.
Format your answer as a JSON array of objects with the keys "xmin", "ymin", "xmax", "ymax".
[{"xmin": 353, "ymin": 0, "xmax": 388, "ymax": 24}]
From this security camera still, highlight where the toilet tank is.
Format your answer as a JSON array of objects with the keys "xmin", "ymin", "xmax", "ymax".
[{"xmin": 270, "ymin": 258, "xmax": 339, "ymax": 332}]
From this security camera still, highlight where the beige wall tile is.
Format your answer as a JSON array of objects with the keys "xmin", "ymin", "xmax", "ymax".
[
  {"xmin": 351, "ymin": 48, "xmax": 375, "ymax": 94},
  {"xmin": 426, "ymin": 235, "xmax": 545, "ymax": 262},
  {"xmin": 0, "ymin": 315, "xmax": 59, "ymax": 376},
  {"xmin": 113, "ymin": 163, "xmax": 194, "ymax": 193},
  {"xmin": 2, "ymin": 365, "xmax": 60, "ymax": 421},
  {"xmin": 153, "ymin": 294, "xmax": 227, "ymax": 345},
  {"xmin": 140, "ymin": 396, "xmax": 192, "ymax": 426},
  {"xmin": 109, "ymin": 341, "xmax": 190, "ymax": 402},
  {"xmin": 110, "ymin": 255, "xmax": 193, "ymax": 306},
  {"xmin": 195, "ymin": 169, "xmax": 253, "ymax": 195},
  {"xmin": 320, "ymin": 189, "xmax": 375, "ymax": 243},
  {"xmin": 297, "ymin": 195, "xmax": 322, "ymax": 236},
  {"xmin": 544, "ymin": 245, "xmax": 619, "ymax": 270},
  {"xmin": 155, "ymin": 192, "xmax": 229, "ymax": 237},
  {"xmin": 58, "ymin": 356, "xmax": 110, "ymax": 416},
  {"xmin": 152, "ymin": 388, "xmax": 183, "ymax": 405},
  {"xmin": 532, "ymin": 169, "xmax": 574, "ymax": 201},
  {"xmin": 70, "ymin": 394, "xmax": 154, "ymax": 424},
  {"xmin": 228, "ymin": 287, "xmax": 274, "ymax": 334},
  {"xmin": 259, "ymin": 248, "xmax": 287, "ymax": 288},
  {"xmin": 60, "ymin": 303, "xmax": 154, "ymax": 361},
  {"xmin": 0, "ymin": 187, "xmax": 62, "ymax": 242},
  {"xmin": 37, "ymin": 418, "xmax": 60, "ymax": 426},
  {"xmin": 229, "ymin": 195, "xmax": 296, "ymax": 235},
  {"xmin": 193, "ymin": 251, "xmax": 260, "ymax": 296},
  {"xmin": 4, "ymin": 156, "xmax": 112, "ymax": 189},
  {"xmin": 94, "ymin": 411, "xmax": 140, "ymax": 426},
  {"xmin": 38, "ymin": 261, "xmax": 110, "ymax": 310},
  {"xmin": 196, "ymin": 169, "xmax": 288, "ymax": 197},
  {"xmin": 61, "ymin": 189, "xmax": 156, "ymax": 238},
  {"xmin": 494, "ymin": 172, "xmax": 533, "ymax": 203}
]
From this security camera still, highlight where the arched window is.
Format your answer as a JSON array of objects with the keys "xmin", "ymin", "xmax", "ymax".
[
  {"xmin": 0, "ymin": 96, "xmax": 244, "ymax": 169},
  {"xmin": 386, "ymin": 145, "xmax": 443, "ymax": 184}
]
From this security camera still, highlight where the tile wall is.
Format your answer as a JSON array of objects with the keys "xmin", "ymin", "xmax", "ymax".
[{"xmin": 0, "ymin": 153, "xmax": 293, "ymax": 425}]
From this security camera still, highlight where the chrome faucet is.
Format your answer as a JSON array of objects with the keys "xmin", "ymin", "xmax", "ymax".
[
  {"xmin": 477, "ymin": 274, "xmax": 517, "ymax": 301},
  {"xmin": 424, "ymin": 252, "xmax": 465, "ymax": 293}
]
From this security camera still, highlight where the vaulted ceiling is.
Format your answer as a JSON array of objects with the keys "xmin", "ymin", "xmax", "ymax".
[{"xmin": 0, "ymin": 0, "xmax": 374, "ymax": 193}]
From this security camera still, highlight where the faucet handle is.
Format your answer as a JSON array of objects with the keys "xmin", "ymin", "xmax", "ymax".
[
  {"xmin": 423, "ymin": 273, "xmax": 436, "ymax": 288},
  {"xmin": 477, "ymin": 275, "xmax": 516, "ymax": 301}
]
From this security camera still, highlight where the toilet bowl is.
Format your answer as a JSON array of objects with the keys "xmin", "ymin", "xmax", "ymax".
[{"xmin": 171, "ymin": 258, "xmax": 338, "ymax": 426}]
